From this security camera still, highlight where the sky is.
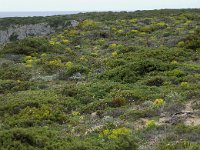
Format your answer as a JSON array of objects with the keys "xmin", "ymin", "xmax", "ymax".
[{"xmin": 0, "ymin": 0, "xmax": 200, "ymax": 12}]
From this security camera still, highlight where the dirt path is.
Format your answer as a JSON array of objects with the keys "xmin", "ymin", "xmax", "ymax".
[{"xmin": 158, "ymin": 100, "xmax": 200, "ymax": 126}]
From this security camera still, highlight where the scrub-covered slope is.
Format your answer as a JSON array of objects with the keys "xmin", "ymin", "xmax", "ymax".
[{"xmin": 0, "ymin": 9, "xmax": 200, "ymax": 150}]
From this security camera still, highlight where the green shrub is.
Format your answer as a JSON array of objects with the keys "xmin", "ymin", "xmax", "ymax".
[
  {"xmin": 1, "ymin": 37, "xmax": 52, "ymax": 55},
  {"xmin": 0, "ymin": 80, "xmax": 32, "ymax": 93},
  {"xmin": 58, "ymin": 64, "xmax": 88, "ymax": 80},
  {"xmin": 183, "ymin": 29, "xmax": 200, "ymax": 50},
  {"xmin": 0, "ymin": 64, "xmax": 31, "ymax": 80},
  {"xmin": 101, "ymin": 59, "xmax": 172, "ymax": 83}
]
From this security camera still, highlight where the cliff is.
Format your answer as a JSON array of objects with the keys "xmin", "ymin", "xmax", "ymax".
[{"xmin": 0, "ymin": 23, "xmax": 54, "ymax": 44}]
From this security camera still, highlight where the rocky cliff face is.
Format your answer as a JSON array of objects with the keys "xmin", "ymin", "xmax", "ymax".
[{"xmin": 0, "ymin": 23, "xmax": 54, "ymax": 44}]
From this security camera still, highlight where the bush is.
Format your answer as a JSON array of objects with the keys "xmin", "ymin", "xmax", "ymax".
[
  {"xmin": 1, "ymin": 37, "xmax": 52, "ymax": 55},
  {"xmin": 0, "ymin": 64, "xmax": 32, "ymax": 80},
  {"xmin": 183, "ymin": 29, "xmax": 200, "ymax": 50},
  {"xmin": 146, "ymin": 76, "xmax": 165, "ymax": 86},
  {"xmin": 0, "ymin": 80, "xmax": 32, "ymax": 93},
  {"xmin": 110, "ymin": 97, "xmax": 128, "ymax": 107},
  {"xmin": 101, "ymin": 59, "xmax": 172, "ymax": 83},
  {"xmin": 58, "ymin": 64, "xmax": 88, "ymax": 80}
]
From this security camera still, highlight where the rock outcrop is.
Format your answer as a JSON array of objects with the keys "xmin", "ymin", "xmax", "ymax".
[
  {"xmin": 0, "ymin": 20, "xmax": 79, "ymax": 44},
  {"xmin": 0, "ymin": 23, "xmax": 54, "ymax": 44}
]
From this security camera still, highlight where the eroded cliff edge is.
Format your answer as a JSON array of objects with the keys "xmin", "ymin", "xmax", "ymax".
[{"xmin": 0, "ymin": 23, "xmax": 54, "ymax": 44}]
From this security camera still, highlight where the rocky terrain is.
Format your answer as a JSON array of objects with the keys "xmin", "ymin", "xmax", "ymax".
[{"xmin": 0, "ymin": 23, "xmax": 54, "ymax": 44}]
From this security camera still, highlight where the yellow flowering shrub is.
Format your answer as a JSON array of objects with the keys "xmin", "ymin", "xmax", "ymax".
[
  {"xmin": 72, "ymin": 111, "xmax": 80, "ymax": 116},
  {"xmin": 18, "ymin": 105, "xmax": 55, "ymax": 121},
  {"xmin": 100, "ymin": 127, "xmax": 131, "ymax": 139},
  {"xmin": 181, "ymin": 82, "xmax": 188, "ymax": 86},
  {"xmin": 26, "ymin": 59, "xmax": 33, "ymax": 64},
  {"xmin": 171, "ymin": 60, "xmax": 178, "ymax": 64},
  {"xmin": 117, "ymin": 30, "xmax": 124, "ymax": 34},
  {"xmin": 112, "ymin": 51, "xmax": 118, "ymax": 57},
  {"xmin": 112, "ymin": 27, "xmax": 117, "ymax": 31},
  {"xmin": 80, "ymin": 56, "xmax": 88, "ymax": 62},
  {"xmin": 131, "ymin": 29, "xmax": 139, "ymax": 34},
  {"xmin": 65, "ymin": 61, "xmax": 73, "ymax": 69},
  {"xmin": 129, "ymin": 18, "xmax": 137, "ymax": 24},
  {"xmin": 80, "ymin": 19, "xmax": 97, "ymax": 29},
  {"xmin": 109, "ymin": 43, "xmax": 117, "ymax": 49},
  {"xmin": 157, "ymin": 22, "xmax": 166, "ymax": 27},
  {"xmin": 62, "ymin": 39, "xmax": 70, "ymax": 45},
  {"xmin": 49, "ymin": 41, "xmax": 55, "ymax": 45},
  {"xmin": 55, "ymin": 42, "xmax": 61, "ymax": 45},
  {"xmin": 153, "ymin": 98, "xmax": 165, "ymax": 107},
  {"xmin": 68, "ymin": 30, "xmax": 78, "ymax": 37},
  {"xmin": 49, "ymin": 59, "xmax": 62, "ymax": 66},
  {"xmin": 146, "ymin": 120, "xmax": 156, "ymax": 128},
  {"xmin": 24, "ymin": 55, "xmax": 32, "ymax": 60},
  {"xmin": 177, "ymin": 41, "xmax": 185, "ymax": 47},
  {"xmin": 57, "ymin": 34, "xmax": 65, "ymax": 39},
  {"xmin": 50, "ymin": 37, "xmax": 57, "ymax": 41},
  {"xmin": 24, "ymin": 55, "xmax": 39, "ymax": 68}
]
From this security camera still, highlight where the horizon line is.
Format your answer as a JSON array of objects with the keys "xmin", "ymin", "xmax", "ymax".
[{"xmin": 0, "ymin": 8, "xmax": 199, "ymax": 12}]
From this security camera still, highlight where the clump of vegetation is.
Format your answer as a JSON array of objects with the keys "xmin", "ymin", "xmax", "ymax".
[{"xmin": 1, "ymin": 37, "xmax": 52, "ymax": 55}]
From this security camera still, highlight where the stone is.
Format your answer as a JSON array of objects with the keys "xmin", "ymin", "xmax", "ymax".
[
  {"xmin": 0, "ymin": 23, "xmax": 54, "ymax": 44},
  {"xmin": 71, "ymin": 20, "xmax": 79, "ymax": 27}
]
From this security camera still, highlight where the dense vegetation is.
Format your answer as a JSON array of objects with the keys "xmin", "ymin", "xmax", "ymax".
[{"xmin": 0, "ymin": 9, "xmax": 200, "ymax": 150}]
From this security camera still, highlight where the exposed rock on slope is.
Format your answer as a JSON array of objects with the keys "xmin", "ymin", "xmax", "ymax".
[{"xmin": 0, "ymin": 23, "xmax": 54, "ymax": 44}]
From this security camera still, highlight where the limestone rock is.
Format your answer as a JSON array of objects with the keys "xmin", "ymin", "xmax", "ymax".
[{"xmin": 0, "ymin": 23, "xmax": 54, "ymax": 44}]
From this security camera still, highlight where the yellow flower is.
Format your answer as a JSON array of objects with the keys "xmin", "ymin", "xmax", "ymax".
[
  {"xmin": 49, "ymin": 41, "xmax": 55, "ymax": 45},
  {"xmin": 117, "ymin": 30, "xmax": 124, "ymax": 33},
  {"xmin": 55, "ymin": 42, "xmax": 61, "ymax": 45},
  {"xmin": 65, "ymin": 47, "xmax": 72, "ymax": 52},
  {"xmin": 26, "ymin": 59, "xmax": 33, "ymax": 64},
  {"xmin": 171, "ymin": 60, "xmax": 178, "ymax": 64},
  {"xmin": 62, "ymin": 39, "xmax": 70, "ymax": 44},
  {"xmin": 112, "ymin": 127, "xmax": 130, "ymax": 136},
  {"xmin": 108, "ymin": 134, "xmax": 117, "ymax": 139},
  {"xmin": 80, "ymin": 56, "xmax": 88, "ymax": 62},
  {"xmin": 109, "ymin": 43, "xmax": 117, "ymax": 49},
  {"xmin": 181, "ymin": 82, "xmax": 188, "ymax": 86},
  {"xmin": 112, "ymin": 51, "xmax": 118, "ymax": 57},
  {"xmin": 25, "ymin": 56, "xmax": 32, "ymax": 60},
  {"xmin": 80, "ymin": 19, "xmax": 97, "ymax": 29},
  {"xmin": 153, "ymin": 99, "xmax": 165, "ymax": 107},
  {"xmin": 131, "ymin": 30, "xmax": 139, "ymax": 34},
  {"xmin": 112, "ymin": 27, "xmax": 117, "ymax": 31},
  {"xmin": 50, "ymin": 37, "xmax": 57, "ymax": 41},
  {"xmin": 129, "ymin": 18, "xmax": 137, "ymax": 23},
  {"xmin": 49, "ymin": 59, "xmax": 62, "ymax": 66},
  {"xmin": 103, "ymin": 129, "xmax": 110, "ymax": 135},
  {"xmin": 146, "ymin": 120, "xmax": 156, "ymax": 128},
  {"xmin": 72, "ymin": 111, "xmax": 80, "ymax": 116},
  {"xmin": 65, "ymin": 61, "xmax": 73, "ymax": 68}
]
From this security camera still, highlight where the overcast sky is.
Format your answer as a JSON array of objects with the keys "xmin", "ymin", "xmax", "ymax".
[{"xmin": 0, "ymin": 0, "xmax": 200, "ymax": 12}]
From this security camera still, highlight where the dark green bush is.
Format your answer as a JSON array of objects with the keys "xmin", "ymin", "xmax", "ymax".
[
  {"xmin": 0, "ymin": 64, "xmax": 31, "ymax": 80},
  {"xmin": 183, "ymin": 29, "xmax": 200, "ymax": 50},
  {"xmin": 1, "ymin": 37, "xmax": 52, "ymax": 55},
  {"xmin": 101, "ymin": 59, "xmax": 172, "ymax": 83},
  {"xmin": 0, "ymin": 80, "xmax": 32, "ymax": 93}
]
